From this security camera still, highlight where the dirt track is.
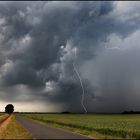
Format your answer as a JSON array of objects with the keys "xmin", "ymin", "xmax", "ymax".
[
  {"xmin": 0, "ymin": 115, "xmax": 11, "ymax": 134},
  {"xmin": 16, "ymin": 116, "xmax": 93, "ymax": 139},
  {"xmin": 0, "ymin": 115, "xmax": 10, "ymax": 124}
]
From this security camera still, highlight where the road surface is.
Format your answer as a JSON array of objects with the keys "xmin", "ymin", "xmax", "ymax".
[{"xmin": 16, "ymin": 116, "xmax": 93, "ymax": 139}]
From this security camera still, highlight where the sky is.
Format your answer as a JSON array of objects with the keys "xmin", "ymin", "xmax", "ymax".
[{"xmin": 0, "ymin": 1, "xmax": 140, "ymax": 113}]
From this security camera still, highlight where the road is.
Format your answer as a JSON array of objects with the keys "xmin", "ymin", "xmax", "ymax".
[{"xmin": 16, "ymin": 116, "xmax": 93, "ymax": 139}]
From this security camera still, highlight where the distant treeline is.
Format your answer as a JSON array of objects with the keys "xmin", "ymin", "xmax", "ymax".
[
  {"xmin": 122, "ymin": 110, "xmax": 140, "ymax": 114},
  {"xmin": 0, "ymin": 111, "xmax": 139, "ymax": 114}
]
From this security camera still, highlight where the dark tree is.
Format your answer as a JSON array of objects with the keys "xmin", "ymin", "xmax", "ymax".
[{"xmin": 5, "ymin": 104, "xmax": 14, "ymax": 114}]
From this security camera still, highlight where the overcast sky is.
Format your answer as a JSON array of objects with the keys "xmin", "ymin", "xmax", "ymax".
[{"xmin": 0, "ymin": 1, "xmax": 140, "ymax": 112}]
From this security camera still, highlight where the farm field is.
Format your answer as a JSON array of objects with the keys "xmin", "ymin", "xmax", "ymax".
[{"xmin": 22, "ymin": 114, "xmax": 140, "ymax": 139}]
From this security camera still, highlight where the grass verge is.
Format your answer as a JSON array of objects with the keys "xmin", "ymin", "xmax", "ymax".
[{"xmin": 0, "ymin": 115, "xmax": 33, "ymax": 139}]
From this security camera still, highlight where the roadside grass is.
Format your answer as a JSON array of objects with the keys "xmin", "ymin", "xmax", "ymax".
[
  {"xmin": 22, "ymin": 114, "xmax": 140, "ymax": 139},
  {"xmin": 0, "ymin": 113, "xmax": 5, "ymax": 116},
  {"xmin": 0, "ymin": 114, "xmax": 9, "ymax": 119},
  {"xmin": 0, "ymin": 115, "xmax": 33, "ymax": 139}
]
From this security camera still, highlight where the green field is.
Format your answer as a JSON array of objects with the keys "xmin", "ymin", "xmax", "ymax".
[{"xmin": 22, "ymin": 114, "xmax": 140, "ymax": 139}]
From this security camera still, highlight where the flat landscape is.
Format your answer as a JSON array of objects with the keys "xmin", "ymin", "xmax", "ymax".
[
  {"xmin": 22, "ymin": 114, "xmax": 140, "ymax": 139},
  {"xmin": 0, "ymin": 1, "xmax": 140, "ymax": 139},
  {"xmin": 0, "ymin": 113, "xmax": 140, "ymax": 139}
]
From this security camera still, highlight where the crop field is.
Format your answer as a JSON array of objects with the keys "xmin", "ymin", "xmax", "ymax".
[{"xmin": 23, "ymin": 114, "xmax": 140, "ymax": 139}]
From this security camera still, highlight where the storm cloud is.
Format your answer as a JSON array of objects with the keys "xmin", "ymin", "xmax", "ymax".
[{"xmin": 0, "ymin": 1, "xmax": 140, "ymax": 112}]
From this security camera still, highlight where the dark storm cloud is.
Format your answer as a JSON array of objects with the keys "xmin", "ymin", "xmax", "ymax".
[
  {"xmin": 0, "ymin": 1, "xmax": 115, "ymax": 87},
  {"xmin": 0, "ymin": 1, "xmax": 140, "ymax": 112}
]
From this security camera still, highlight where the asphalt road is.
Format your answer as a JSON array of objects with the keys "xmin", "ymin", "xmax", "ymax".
[{"xmin": 16, "ymin": 116, "xmax": 93, "ymax": 139}]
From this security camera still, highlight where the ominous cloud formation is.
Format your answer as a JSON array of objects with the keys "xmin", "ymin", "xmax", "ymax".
[{"xmin": 0, "ymin": 1, "xmax": 140, "ymax": 112}]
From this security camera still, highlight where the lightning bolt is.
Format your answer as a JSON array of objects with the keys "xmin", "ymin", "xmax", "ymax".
[{"xmin": 73, "ymin": 48, "xmax": 88, "ymax": 113}]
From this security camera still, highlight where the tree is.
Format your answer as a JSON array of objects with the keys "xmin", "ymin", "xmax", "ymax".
[{"xmin": 5, "ymin": 104, "xmax": 14, "ymax": 114}]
